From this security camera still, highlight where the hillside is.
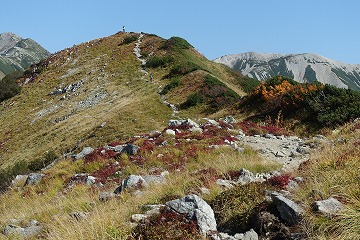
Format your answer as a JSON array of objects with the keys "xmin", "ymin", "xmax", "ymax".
[
  {"xmin": 0, "ymin": 32, "xmax": 50, "ymax": 79},
  {"xmin": 0, "ymin": 32, "xmax": 359, "ymax": 240},
  {"xmin": 214, "ymin": 52, "xmax": 360, "ymax": 91},
  {"xmin": 0, "ymin": 32, "xmax": 247, "ymax": 171}
]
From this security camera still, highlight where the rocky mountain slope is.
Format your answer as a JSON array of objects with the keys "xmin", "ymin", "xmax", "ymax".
[
  {"xmin": 0, "ymin": 32, "xmax": 359, "ymax": 240},
  {"xmin": 0, "ymin": 32, "xmax": 50, "ymax": 79},
  {"xmin": 214, "ymin": 52, "xmax": 360, "ymax": 90}
]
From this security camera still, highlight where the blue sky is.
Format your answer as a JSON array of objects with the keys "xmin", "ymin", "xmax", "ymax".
[{"xmin": 2, "ymin": 0, "xmax": 360, "ymax": 63}]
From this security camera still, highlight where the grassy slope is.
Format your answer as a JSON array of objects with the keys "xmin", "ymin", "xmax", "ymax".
[{"xmin": 0, "ymin": 32, "xmax": 248, "ymax": 170}]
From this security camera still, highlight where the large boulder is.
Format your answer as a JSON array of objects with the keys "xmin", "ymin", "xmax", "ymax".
[
  {"xmin": 271, "ymin": 192, "xmax": 304, "ymax": 225},
  {"xmin": 312, "ymin": 197, "xmax": 343, "ymax": 216},
  {"xmin": 165, "ymin": 194, "xmax": 217, "ymax": 235}
]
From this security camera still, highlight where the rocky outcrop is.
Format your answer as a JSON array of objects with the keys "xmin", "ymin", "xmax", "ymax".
[
  {"xmin": 271, "ymin": 192, "xmax": 304, "ymax": 225},
  {"xmin": 165, "ymin": 194, "xmax": 217, "ymax": 235}
]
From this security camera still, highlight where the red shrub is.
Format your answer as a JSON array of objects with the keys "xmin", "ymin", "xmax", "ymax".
[{"xmin": 267, "ymin": 175, "xmax": 292, "ymax": 189}]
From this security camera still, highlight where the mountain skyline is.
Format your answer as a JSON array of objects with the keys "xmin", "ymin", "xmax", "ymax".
[
  {"xmin": 214, "ymin": 51, "xmax": 360, "ymax": 90},
  {"xmin": 2, "ymin": 0, "xmax": 360, "ymax": 64}
]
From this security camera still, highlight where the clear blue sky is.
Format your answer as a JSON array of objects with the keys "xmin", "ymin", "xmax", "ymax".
[{"xmin": 2, "ymin": 0, "xmax": 360, "ymax": 63}]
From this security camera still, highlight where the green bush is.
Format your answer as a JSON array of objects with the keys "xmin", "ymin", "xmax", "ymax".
[
  {"xmin": 160, "ymin": 78, "xmax": 181, "ymax": 95},
  {"xmin": 241, "ymin": 77, "xmax": 260, "ymax": 93},
  {"xmin": 180, "ymin": 92, "xmax": 203, "ymax": 109},
  {"xmin": 306, "ymin": 84, "xmax": 360, "ymax": 126},
  {"xmin": 168, "ymin": 61, "xmax": 201, "ymax": 78},
  {"xmin": 145, "ymin": 55, "xmax": 174, "ymax": 68},
  {"xmin": 28, "ymin": 150, "xmax": 58, "ymax": 171},
  {"xmin": 0, "ymin": 71, "xmax": 22, "ymax": 102},
  {"xmin": 210, "ymin": 182, "xmax": 269, "ymax": 234},
  {"xmin": 161, "ymin": 36, "xmax": 192, "ymax": 50},
  {"xmin": 0, "ymin": 150, "xmax": 58, "ymax": 191},
  {"xmin": 122, "ymin": 35, "xmax": 138, "ymax": 45}
]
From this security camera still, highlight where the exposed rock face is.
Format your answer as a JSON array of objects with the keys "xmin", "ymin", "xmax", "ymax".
[
  {"xmin": 312, "ymin": 197, "xmax": 343, "ymax": 216},
  {"xmin": 214, "ymin": 52, "xmax": 360, "ymax": 90},
  {"xmin": 165, "ymin": 194, "xmax": 217, "ymax": 235}
]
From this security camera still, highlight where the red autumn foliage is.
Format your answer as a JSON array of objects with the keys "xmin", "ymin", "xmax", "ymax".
[{"xmin": 267, "ymin": 175, "xmax": 292, "ymax": 189}]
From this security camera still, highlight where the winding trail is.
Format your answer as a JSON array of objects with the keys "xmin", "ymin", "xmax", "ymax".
[
  {"xmin": 133, "ymin": 33, "xmax": 148, "ymax": 79},
  {"xmin": 133, "ymin": 33, "xmax": 179, "ymax": 117}
]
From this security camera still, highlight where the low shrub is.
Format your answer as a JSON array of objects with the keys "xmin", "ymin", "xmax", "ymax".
[
  {"xmin": 210, "ymin": 182, "xmax": 270, "ymax": 234},
  {"xmin": 168, "ymin": 61, "xmax": 201, "ymax": 78},
  {"xmin": 28, "ymin": 150, "xmax": 58, "ymax": 171},
  {"xmin": 160, "ymin": 78, "xmax": 181, "ymax": 95},
  {"xmin": 131, "ymin": 209, "xmax": 201, "ymax": 239},
  {"xmin": 145, "ymin": 55, "xmax": 174, "ymax": 68},
  {"xmin": 0, "ymin": 71, "xmax": 22, "ymax": 102},
  {"xmin": 161, "ymin": 36, "xmax": 193, "ymax": 50},
  {"xmin": 122, "ymin": 35, "xmax": 138, "ymax": 45},
  {"xmin": 180, "ymin": 92, "xmax": 203, "ymax": 109}
]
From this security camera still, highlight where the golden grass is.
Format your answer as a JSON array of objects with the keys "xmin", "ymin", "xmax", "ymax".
[
  {"xmin": 0, "ymin": 139, "xmax": 279, "ymax": 239},
  {"xmin": 294, "ymin": 122, "xmax": 360, "ymax": 240}
]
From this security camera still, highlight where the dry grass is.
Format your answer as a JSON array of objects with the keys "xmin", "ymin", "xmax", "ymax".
[
  {"xmin": 0, "ymin": 136, "xmax": 279, "ymax": 239},
  {"xmin": 294, "ymin": 121, "xmax": 360, "ymax": 240}
]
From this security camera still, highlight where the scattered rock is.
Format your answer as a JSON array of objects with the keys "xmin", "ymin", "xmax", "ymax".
[
  {"xmin": 165, "ymin": 129, "xmax": 176, "ymax": 136},
  {"xmin": 271, "ymin": 192, "xmax": 304, "ymax": 225},
  {"xmin": 235, "ymin": 229, "xmax": 258, "ymax": 240},
  {"xmin": 121, "ymin": 144, "xmax": 140, "ymax": 155},
  {"xmin": 141, "ymin": 204, "xmax": 165, "ymax": 215},
  {"xmin": 216, "ymin": 179, "xmax": 237, "ymax": 189},
  {"xmin": 131, "ymin": 214, "xmax": 148, "ymax": 223},
  {"xmin": 250, "ymin": 211, "xmax": 291, "ymax": 240},
  {"xmin": 74, "ymin": 147, "xmax": 94, "ymax": 160},
  {"xmin": 223, "ymin": 116, "xmax": 236, "ymax": 124},
  {"xmin": 114, "ymin": 175, "xmax": 147, "ymax": 194},
  {"xmin": 70, "ymin": 211, "xmax": 88, "ymax": 221},
  {"xmin": 211, "ymin": 229, "xmax": 258, "ymax": 240},
  {"xmin": 11, "ymin": 175, "xmax": 28, "ymax": 187},
  {"xmin": 99, "ymin": 191, "xmax": 116, "ymax": 202},
  {"xmin": 238, "ymin": 168, "xmax": 256, "ymax": 185},
  {"xmin": 3, "ymin": 219, "xmax": 42, "ymax": 238},
  {"xmin": 312, "ymin": 197, "xmax": 343, "ymax": 216},
  {"xmin": 24, "ymin": 173, "xmax": 44, "ymax": 186},
  {"xmin": 165, "ymin": 194, "xmax": 217, "ymax": 235}
]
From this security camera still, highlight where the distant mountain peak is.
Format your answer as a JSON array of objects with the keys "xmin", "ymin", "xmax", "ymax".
[
  {"xmin": 214, "ymin": 52, "xmax": 360, "ymax": 90},
  {"xmin": 0, "ymin": 32, "xmax": 50, "ymax": 79},
  {"xmin": 0, "ymin": 32, "xmax": 23, "ymax": 54}
]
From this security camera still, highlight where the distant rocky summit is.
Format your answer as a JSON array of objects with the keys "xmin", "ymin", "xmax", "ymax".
[
  {"xmin": 0, "ymin": 32, "xmax": 50, "ymax": 79},
  {"xmin": 214, "ymin": 52, "xmax": 360, "ymax": 90}
]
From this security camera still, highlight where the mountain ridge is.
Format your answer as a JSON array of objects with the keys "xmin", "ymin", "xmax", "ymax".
[
  {"xmin": 0, "ymin": 32, "xmax": 50, "ymax": 79},
  {"xmin": 214, "ymin": 52, "xmax": 360, "ymax": 90}
]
